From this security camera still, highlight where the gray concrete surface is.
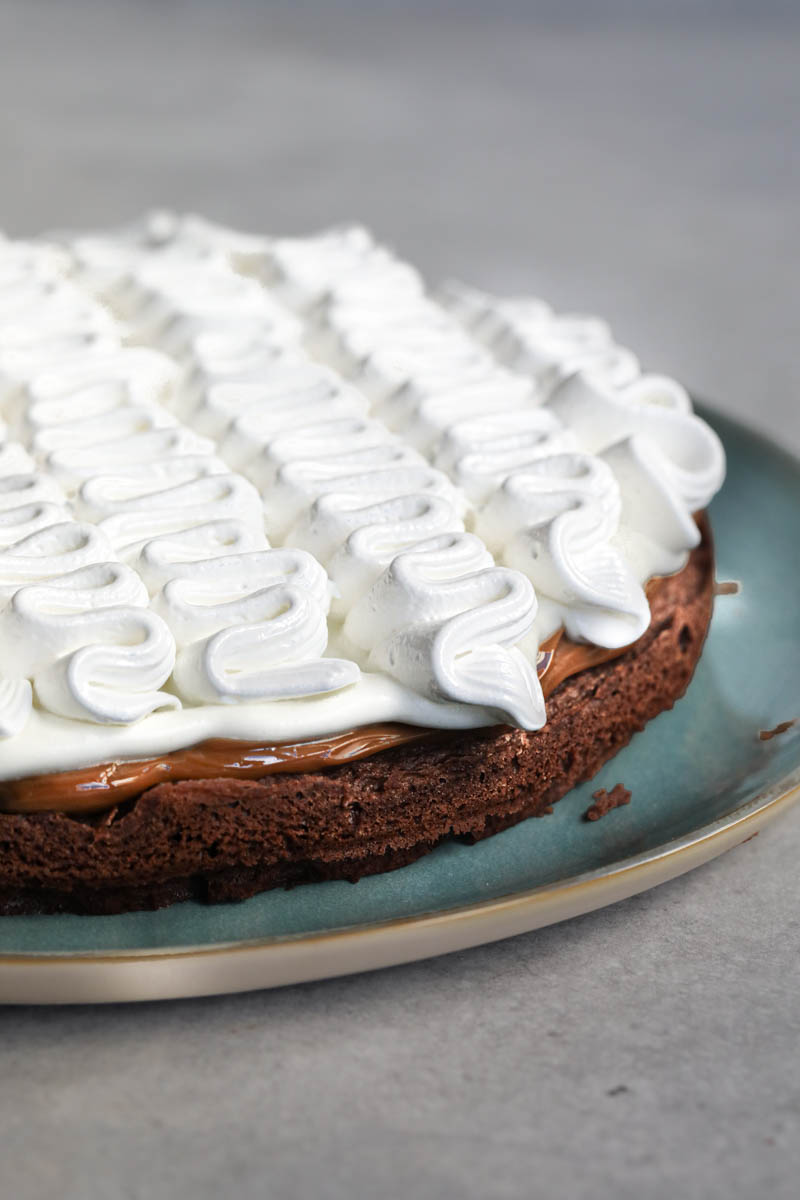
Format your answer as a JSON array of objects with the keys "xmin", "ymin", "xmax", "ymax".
[{"xmin": 0, "ymin": 3, "xmax": 798, "ymax": 1198}]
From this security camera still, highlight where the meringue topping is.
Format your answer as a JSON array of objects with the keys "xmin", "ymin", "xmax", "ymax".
[{"xmin": 0, "ymin": 214, "xmax": 725, "ymax": 780}]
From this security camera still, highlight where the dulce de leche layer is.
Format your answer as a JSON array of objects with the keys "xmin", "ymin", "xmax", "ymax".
[{"xmin": 0, "ymin": 626, "xmax": 641, "ymax": 816}]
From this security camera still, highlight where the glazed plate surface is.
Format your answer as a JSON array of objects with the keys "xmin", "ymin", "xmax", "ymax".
[{"xmin": 0, "ymin": 406, "xmax": 798, "ymax": 1004}]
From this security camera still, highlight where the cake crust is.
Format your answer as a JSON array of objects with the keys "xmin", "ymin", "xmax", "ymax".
[{"xmin": 0, "ymin": 520, "xmax": 714, "ymax": 916}]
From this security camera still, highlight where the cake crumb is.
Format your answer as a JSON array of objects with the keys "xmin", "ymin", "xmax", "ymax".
[
  {"xmin": 714, "ymin": 580, "xmax": 741, "ymax": 596},
  {"xmin": 584, "ymin": 784, "xmax": 631, "ymax": 821},
  {"xmin": 759, "ymin": 720, "xmax": 796, "ymax": 741}
]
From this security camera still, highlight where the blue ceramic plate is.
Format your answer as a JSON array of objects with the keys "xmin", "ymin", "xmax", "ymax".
[{"xmin": 1, "ymin": 406, "xmax": 798, "ymax": 1004}]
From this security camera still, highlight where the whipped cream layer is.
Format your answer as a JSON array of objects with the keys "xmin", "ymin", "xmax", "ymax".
[{"xmin": 0, "ymin": 215, "xmax": 725, "ymax": 780}]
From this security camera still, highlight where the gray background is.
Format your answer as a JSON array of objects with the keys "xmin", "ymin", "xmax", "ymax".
[{"xmin": 0, "ymin": 2, "xmax": 798, "ymax": 1197}]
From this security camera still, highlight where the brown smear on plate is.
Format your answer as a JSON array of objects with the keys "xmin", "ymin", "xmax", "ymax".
[{"xmin": 759, "ymin": 720, "xmax": 797, "ymax": 742}]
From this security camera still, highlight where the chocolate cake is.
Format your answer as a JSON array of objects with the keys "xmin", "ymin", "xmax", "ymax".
[{"xmin": 0, "ymin": 214, "xmax": 725, "ymax": 915}]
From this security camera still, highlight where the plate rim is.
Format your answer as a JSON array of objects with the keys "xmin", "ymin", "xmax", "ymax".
[{"xmin": 3, "ymin": 764, "xmax": 798, "ymax": 968}]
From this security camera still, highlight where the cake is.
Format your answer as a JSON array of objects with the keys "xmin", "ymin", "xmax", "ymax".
[{"xmin": 0, "ymin": 213, "xmax": 725, "ymax": 915}]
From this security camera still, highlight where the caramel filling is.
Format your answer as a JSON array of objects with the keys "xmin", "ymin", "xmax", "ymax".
[
  {"xmin": 0, "ymin": 726, "xmax": 434, "ymax": 816},
  {"xmin": 0, "ymin": 602, "xmax": 658, "ymax": 816}
]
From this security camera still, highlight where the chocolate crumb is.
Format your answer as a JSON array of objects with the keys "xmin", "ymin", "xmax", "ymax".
[
  {"xmin": 584, "ymin": 784, "xmax": 632, "ymax": 822},
  {"xmin": 714, "ymin": 580, "xmax": 741, "ymax": 596},
  {"xmin": 759, "ymin": 720, "xmax": 796, "ymax": 741}
]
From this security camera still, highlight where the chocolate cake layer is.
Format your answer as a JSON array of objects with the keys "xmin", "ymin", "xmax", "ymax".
[{"xmin": 0, "ymin": 521, "xmax": 714, "ymax": 916}]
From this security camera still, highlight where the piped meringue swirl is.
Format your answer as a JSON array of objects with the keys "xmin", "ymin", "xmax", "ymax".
[{"xmin": 1, "ymin": 566, "xmax": 178, "ymax": 724}]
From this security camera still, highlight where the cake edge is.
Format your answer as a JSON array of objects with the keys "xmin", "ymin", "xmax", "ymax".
[{"xmin": 0, "ymin": 518, "xmax": 715, "ymax": 916}]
